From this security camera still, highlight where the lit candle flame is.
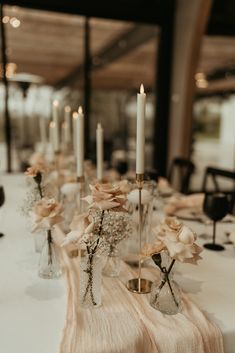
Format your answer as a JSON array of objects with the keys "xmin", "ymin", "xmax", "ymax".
[
  {"xmin": 97, "ymin": 122, "xmax": 102, "ymax": 129},
  {"xmin": 78, "ymin": 106, "xmax": 83, "ymax": 114},
  {"xmin": 73, "ymin": 112, "xmax": 78, "ymax": 120},
  {"xmin": 140, "ymin": 84, "xmax": 144, "ymax": 94},
  {"xmin": 65, "ymin": 105, "xmax": 71, "ymax": 112},
  {"xmin": 53, "ymin": 100, "xmax": 59, "ymax": 107}
]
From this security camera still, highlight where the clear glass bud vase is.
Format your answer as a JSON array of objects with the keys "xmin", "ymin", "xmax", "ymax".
[
  {"xmin": 102, "ymin": 245, "xmax": 121, "ymax": 278},
  {"xmin": 150, "ymin": 271, "xmax": 182, "ymax": 315},
  {"xmin": 38, "ymin": 229, "xmax": 62, "ymax": 279},
  {"xmin": 79, "ymin": 254, "xmax": 103, "ymax": 309}
]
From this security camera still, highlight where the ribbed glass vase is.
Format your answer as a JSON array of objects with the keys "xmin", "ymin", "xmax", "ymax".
[
  {"xmin": 102, "ymin": 245, "xmax": 121, "ymax": 278},
  {"xmin": 150, "ymin": 271, "xmax": 182, "ymax": 315},
  {"xmin": 79, "ymin": 253, "xmax": 103, "ymax": 309},
  {"xmin": 38, "ymin": 229, "xmax": 62, "ymax": 279}
]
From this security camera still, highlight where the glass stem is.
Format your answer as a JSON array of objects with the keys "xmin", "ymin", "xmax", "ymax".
[{"xmin": 212, "ymin": 221, "xmax": 216, "ymax": 245}]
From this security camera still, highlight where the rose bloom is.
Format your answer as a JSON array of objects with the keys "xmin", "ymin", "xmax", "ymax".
[
  {"xmin": 83, "ymin": 183, "xmax": 127, "ymax": 211},
  {"xmin": 29, "ymin": 152, "xmax": 46, "ymax": 166},
  {"xmin": 32, "ymin": 198, "xmax": 63, "ymax": 231},
  {"xmin": 145, "ymin": 217, "xmax": 202, "ymax": 264},
  {"xmin": 116, "ymin": 180, "xmax": 131, "ymax": 195},
  {"xmin": 62, "ymin": 212, "xmax": 94, "ymax": 248},
  {"xmin": 25, "ymin": 162, "xmax": 48, "ymax": 178},
  {"xmin": 141, "ymin": 241, "xmax": 165, "ymax": 258},
  {"xmin": 25, "ymin": 166, "xmax": 41, "ymax": 178}
]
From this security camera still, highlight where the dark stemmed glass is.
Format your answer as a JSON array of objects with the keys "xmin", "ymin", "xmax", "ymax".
[
  {"xmin": 203, "ymin": 192, "xmax": 229, "ymax": 251},
  {"xmin": 0, "ymin": 186, "xmax": 5, "ymax": 237}
]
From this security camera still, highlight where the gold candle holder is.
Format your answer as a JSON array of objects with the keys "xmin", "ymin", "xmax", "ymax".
[{"xmin": 126, "ymin": 173, "xmax": 152, "ymax": 294}]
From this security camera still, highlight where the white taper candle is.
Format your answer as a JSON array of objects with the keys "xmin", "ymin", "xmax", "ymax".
[
  {"xmin": 64, "ymin": 106, "xmax": 71, "ymax": 144},
  {"xmin": 136, "ymin": 84, "xmax": 146, "ymax": 174},
  {"xmin": 49, "ymin": 121, "xmax": 56, "ymax": 154},
  {"xmin": 96, "ymin": 123, "xmax": 104, "ymax": 181},
  {"xmin": 76, "ymin": 106, "xmax": 84, "ymax": 177},
  {"xmin": 52, "ymin": 100, "xmax": 60, "ymax": 152},
  {"xmin": 39, "ymin": 117, "xmax": 47, "ymax": 152},
  {"xmin": 72, "ymin": 112, "xmax": 78, "ymax": 157}
]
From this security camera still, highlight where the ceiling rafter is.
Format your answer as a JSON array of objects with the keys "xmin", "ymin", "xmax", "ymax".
[
  {"xmin": 55, "ymin": 24, "xmax": 158, "ymax": 88},
  {"xmin": 1, "ymin": 0, "xmax": 167, "ymax": 25}
]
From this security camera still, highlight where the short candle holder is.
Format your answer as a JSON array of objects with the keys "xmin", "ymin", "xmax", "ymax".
[{"xmin": 126, "ymin": 174, "xmax": 152, "ymax": 294}]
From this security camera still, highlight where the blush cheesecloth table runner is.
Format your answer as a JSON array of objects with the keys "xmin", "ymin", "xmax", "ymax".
[{"xmin": 54, "ymin": 228, "xmax": 224, "ymax": 353}]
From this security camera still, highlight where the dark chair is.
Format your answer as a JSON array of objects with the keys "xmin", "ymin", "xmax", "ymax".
[
  {"xmin": 168, "ymin": 157, "xmax": 195, "ymax": 194},
  {"xmin": 202, "ymin": 166, "xmax": 235, "ymax": 213}
]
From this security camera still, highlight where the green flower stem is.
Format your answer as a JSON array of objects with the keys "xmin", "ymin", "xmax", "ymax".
[
  {"xmin": 47, "ymin": 229, "xmax": 53, "ymax": 266},
  {"xmin": 165, "ymin": 271, "xmax": 179, "ymax": 308},
  {"xmin": 34, "ymin": 172, "xmax": 43, "ymax": 199},
  {"xmin": 82, "ymin": 210, "xmax": 105, "ymax": 306},
  {"xmin": 83, "ymin": 254, "xmax": 96, "ymax": 305},
  {"xmin": 37, "ymin": 182, "xmax": 43, "ymax": 199}
]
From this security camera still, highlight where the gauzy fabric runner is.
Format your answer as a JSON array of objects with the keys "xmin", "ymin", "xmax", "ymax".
[{"xmin": 53, "ymin": 227, "xmax": 224, "ymax": 353}]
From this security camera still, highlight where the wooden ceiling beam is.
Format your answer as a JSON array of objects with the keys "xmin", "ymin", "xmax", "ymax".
[
  {"xmin": 1, "ymin": 0, "xmax": 167, "ymax": 25},
  {"xmin": 55, "ymin": 24, "xmax": 158, "ymax": 88},
  {"xmin": 206, "ymin": 64, "xmax": 235, "ymax": 81}
]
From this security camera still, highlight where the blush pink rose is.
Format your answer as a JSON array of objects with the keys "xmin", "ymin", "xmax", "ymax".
[
  {"xmin": 32, "ymin": 198, "xmax": 63, "ymax": 231},
  {"xmin": 83, "ymin": 183, "xmax": 127, "ymax": 211}
]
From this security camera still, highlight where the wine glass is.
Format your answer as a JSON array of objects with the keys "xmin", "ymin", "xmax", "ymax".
[
  {"xmin": 0, "ymin": 186, "xmax": 5, "ymax": 237},
  {"xmin": 203, "ymin": 192, "xmax": 229, "ymax": 251}
]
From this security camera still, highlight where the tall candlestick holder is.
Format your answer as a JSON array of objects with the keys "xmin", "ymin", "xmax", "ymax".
[
  {"xmin": 77, "ymin": 175, "xmax": 85, "ymax": 213},
  {"xmin": 126, "ymin": 173, "xmax": 152, "ymax": 294}
]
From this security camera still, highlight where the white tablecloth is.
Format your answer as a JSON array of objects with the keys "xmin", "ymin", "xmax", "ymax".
[
  {"xmin": 0, "ymin": 174, "xmax": 234, "ymax": 353},
  {"xmin": 0, "ymin": 175, "xmax": 66, "ymax": 353}
]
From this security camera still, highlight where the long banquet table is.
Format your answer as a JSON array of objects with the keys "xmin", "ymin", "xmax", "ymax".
[{"xmin": 0, "ymin": 174, "xmax": 235, "ymax": 353}]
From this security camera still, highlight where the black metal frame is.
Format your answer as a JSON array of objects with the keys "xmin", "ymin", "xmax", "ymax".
[{"xmin": 0, "ymin": 4, "xmax": 12, "ymax": 172}]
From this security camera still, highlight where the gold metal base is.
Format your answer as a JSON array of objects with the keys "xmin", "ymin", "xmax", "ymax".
[
  {"xmin": 136, "ymin": 173, "xmax": 144, "ymax": 188},
  {"xmin": 126, "ymin": 278, "xmax": 152, "ymax": 294}
]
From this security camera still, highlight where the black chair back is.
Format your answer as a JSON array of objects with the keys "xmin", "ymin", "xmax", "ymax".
[{"xmin": 168, "ymin": 157, "xmax": 195, "ymax": 194}]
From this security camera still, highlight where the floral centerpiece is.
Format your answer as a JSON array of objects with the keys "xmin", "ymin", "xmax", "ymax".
[
  {"xmin": 32, "ymin": 197, "xmax": 64, "ymax": 279},
  {"xmin": 142, "ymin": 217, "xmax": 202, "ymax": 314},
  {"xmin": 62, "ymin": 182, "xmax": 131, "ymax": 308}
]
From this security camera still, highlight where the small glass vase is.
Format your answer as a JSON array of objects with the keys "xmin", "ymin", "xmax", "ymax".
[
  {"xmin": 38, "ymin": 229, "xmax": 62, "ymax": 279},
  {"xmin": 102, "ymin": 245, "xmax": 121, "ymax": 278},
  {"xmin": 150, "ymin": 271, "xmax": 182, "ymax": 315},
  {"xmin": 34, "ymin": 231, "xmax": 46, "ymax": 253},
  {"xmin": 79, "ymin": 253, "xmax": 103, "ymax": 309}
]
